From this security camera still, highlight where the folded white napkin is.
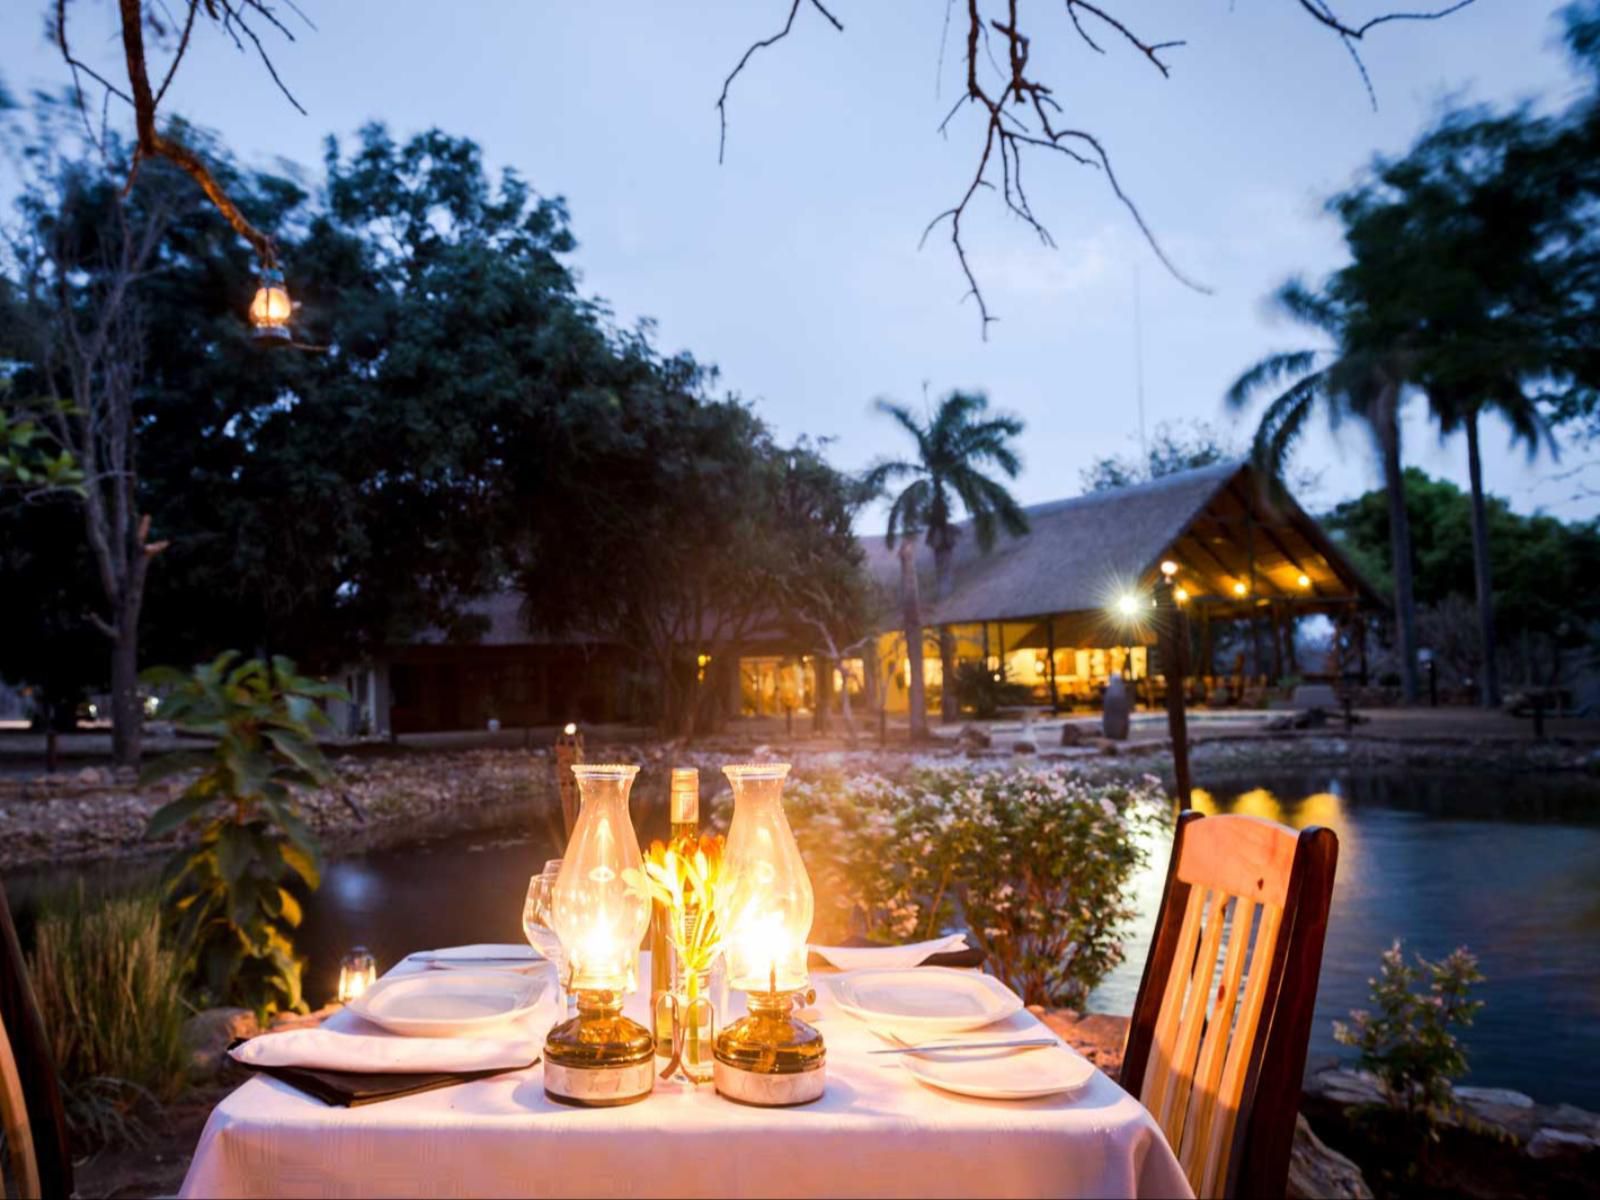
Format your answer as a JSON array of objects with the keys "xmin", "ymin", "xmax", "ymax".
[
  {"xmin": 410, "ymin": 943, "xmax": 541, "ymax": 963},
  {"xmin": 809, "ymin": 934, "xmax": 971, "ymax": 972},
  {"xmin": 230, "ymin": 1029, "xmax": 540, "ymax": 1074}
]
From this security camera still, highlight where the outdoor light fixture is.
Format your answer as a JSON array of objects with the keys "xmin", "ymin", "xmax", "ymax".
[
  {"xmin": 336, "ymin": 946, "xmax": 377, "ymax": 1004},
  {"xmin": 1233, "ymin": 581, "xmax": 1249, "ymax": 597},
  {"xmin": 544, "ymin": 764, "xmax": 655, "ymax": 1107},
  {"xmin": 248, "ymin": 266, "xmax": 292, "ymax": 343},
  {"xmin": 563, "ymin": 722, "xmax": 577, "ymax": 736},
  {"xmin": 1297, "ymin": 572, "xmax": 1312, "ymax": 589},
  {"xmin": 1174, "ymin": 586, "xmax": 1189, "ymax": 604},
  {"xmin": 1160, "ymin": 560, "xmax": 1179, "ymax": 578},
  {"xmin": 1116, "ymin": 593, "xmax": 1142, "ymax": 618},
  {"xmin": 714, "ymin": 763, "xmax": 826, "ymax": 1106}
]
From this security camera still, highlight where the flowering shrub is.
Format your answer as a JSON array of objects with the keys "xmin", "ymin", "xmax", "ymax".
[
  {"xmin": 740, "ymin": 764, "xmax": 1167, "ymax": 1007},
  {"xmin": 1333, "ymin": 939, "xmax": 1485, "ymax": 1125}
]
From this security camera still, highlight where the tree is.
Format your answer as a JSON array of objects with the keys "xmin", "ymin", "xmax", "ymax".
[
  {"xmin": 771, "ymin": 439, "xmax": 877, "ymax": 739},
  {"xmin": 864, "ymin": 391, "xmax": 1027, "ymax": 728},
  {"xmin": 48, "ymin": 1, "xmax": 1479, "ymax": 338},
  {"xmin": 6, "ymin": 140, "xmax": 178, "ymax": 765},
  {"xmin": 1079, "ymin": 419, "xmax": 1236, "ymax": 494},
  {"xmin": 1323, "ymin": 469, "xmax": 1600, "ymax": 692},
  {"xmin": 1226, "ymin": 279, "xmax": 1424, "ymax": 703}
]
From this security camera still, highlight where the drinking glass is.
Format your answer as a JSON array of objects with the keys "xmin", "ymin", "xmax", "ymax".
[{"xmin": 524, "ymin": 859, "xmax": 568, "ymax": 1008}]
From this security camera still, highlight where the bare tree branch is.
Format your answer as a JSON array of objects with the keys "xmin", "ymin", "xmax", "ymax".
[
  {"xmin": 716, "ymin": 0, "xmax": 1479, "ymax": 335},
  {"xmin": 716, "ymin": 0, "xmax": 844, "ymax": 165}
]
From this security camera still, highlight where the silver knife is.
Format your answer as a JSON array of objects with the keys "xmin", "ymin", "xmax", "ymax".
[{"xmin": 868, "ymin": 1037, "xmax": 1059, "ymax": 1055}]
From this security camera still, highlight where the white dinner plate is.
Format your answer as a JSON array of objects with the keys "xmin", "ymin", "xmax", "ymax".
[
  {"xmin": 830, "ymin": 967, "xmax": 1024, "ymax": 1036},
  {"xmin": 348, "ymin": 971, "xmax": 547, "ymax": 1037},
  {"xmin": 900, "ymin": 1039, "xmax": 1095, "ymax": 1101}
]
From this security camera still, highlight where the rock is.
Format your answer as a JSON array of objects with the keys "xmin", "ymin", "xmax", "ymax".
[
  {"xmin": 183, "ymin": 1007, "xmax": 260, "ymax": 1078},
  {"xmin": 1526, "ymin": 1128, "xmax": 1600, "ymax": 1161},
  {"xmin": 1287, "ymin": 1114, "xmax": 1373, "ymax": 1200},
  {"xmin": 1012, "ymin": 740, "xmax": 1037, "ymax": 755},
  {"xmin": 957, "ymin": 724, "xmax": 991, "ymax": 749},
  {"xmin": 269, "ymin": 1003, "xmax": 340, "ymax": 1032},
  {"xmin": 1264, "ymin": 715, "xmax": 1296, "ymax": 732},
  {"xmin": 1037, "ymin": 1009, "xmax": 1129, "ymax": 1078},
  {"xmin": 75, "ymin": 766, "xmax": 107, "ymax": 786},
  {"xmin": 1058, "ymin": 723, "xmax": 1084, "ymax": 746},
  {"xmin": 1307, "ymin": 1066, "xmax": 1387, "ymax": 1108},
  {"xmin": 1456, "ymin": 1086, "xmax": 1536, "ymax": 1110}
]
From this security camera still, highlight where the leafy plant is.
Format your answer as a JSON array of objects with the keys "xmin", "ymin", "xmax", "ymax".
[
  {"xmin": 26, "ymin": 886, "xmax": 188, "ymax": 1147},
  {"xmin": 767, "ymin": 765, "xmax": 1166, "ymax": 1007},
  {"xmin": 950, "ymin": 661, "xmax": 1031, "ymax": 719},
  {"xmin": 1334, "ymin": 939, "xmax": 1486, "ymax": 1127},
  {"xmin": 143, "ymin": 652, "xmax": 346, "ymax": 1021}
]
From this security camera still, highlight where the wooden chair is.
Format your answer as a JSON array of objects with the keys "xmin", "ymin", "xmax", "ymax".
[
  {"xmin": 0, "ymin": 882, "xmax": 73, "ymax": 1200},
  {"xmin": 1122, "ymin": 811, "xmax": 1338, "ymax": 1199}
]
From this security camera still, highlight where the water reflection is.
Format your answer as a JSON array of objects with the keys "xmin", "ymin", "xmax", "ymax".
[{"xmin": 1096, "ymin": 769, "xmax": 1600, "ymax": 1109}]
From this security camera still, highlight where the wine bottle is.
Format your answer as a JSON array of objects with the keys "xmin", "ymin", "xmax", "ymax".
[{"xmin": 652, "ymin": 768, "xmax": 699, "ymax": 1055}]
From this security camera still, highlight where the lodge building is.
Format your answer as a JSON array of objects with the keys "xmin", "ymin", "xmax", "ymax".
[{"xmin": 334, "ymin": 461, "xmax": 1382, "ymax": 736}]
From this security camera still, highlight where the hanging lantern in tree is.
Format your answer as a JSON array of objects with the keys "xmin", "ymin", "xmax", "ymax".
[{"xmin": 249, "ymin": 266, "xmax": 292, "ymax": 343}]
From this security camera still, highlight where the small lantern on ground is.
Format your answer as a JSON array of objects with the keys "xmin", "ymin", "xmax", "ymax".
[
  {"xmin": 248, "ymin": 266, "xmax": 292, "ymax": 343},
  {"xmin": 336, "ymin": 946, "xmax": 377, "ymax": 1004}
]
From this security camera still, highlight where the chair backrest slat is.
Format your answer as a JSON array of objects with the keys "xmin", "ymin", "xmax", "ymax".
[
  {"xmin": 1178, "ymin": 895, "xmax": 1257, "ymax": 1180},
  {"xmin": 1122, "ymin": 811, "xmax": 1337, "ymax": 1199},
  {"xmin": 0, "ymin": 1008, "xmax": 43, "ymax": 1200},
  {"xmin": 1141, "ymin": 882, "xmax": 1207, "ymax": 1128}
]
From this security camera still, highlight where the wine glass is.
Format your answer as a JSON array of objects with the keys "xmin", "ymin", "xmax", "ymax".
[{"xmin": 524, "ymin": 860, "xmax": 568, "ymax": 1007}]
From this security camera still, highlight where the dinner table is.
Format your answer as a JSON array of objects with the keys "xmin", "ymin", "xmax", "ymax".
[{"xmin": 179, "ymin": 951, "xmax": 1193, "ymax": 1199}]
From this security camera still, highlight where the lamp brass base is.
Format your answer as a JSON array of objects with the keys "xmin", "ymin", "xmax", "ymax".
[
  {"xmin": 543, "ymin": 991, "xmax": 655, "ymax": 1107},
  {"xmin": 712, "ymin": 1057, "xmax": 826, "ymax": 1106},
  {"xmin": 711, "ymin": 992, "xmax": 826, "ymax": 1107},
  {"xmin": 544, "ymin": 1058, "xmax": 655, "ymax": 1107}
]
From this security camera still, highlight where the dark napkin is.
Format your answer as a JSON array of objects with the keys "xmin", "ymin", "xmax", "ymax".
[
  {"xmin": 231, "ymin": 1040, "xmax": 537, "ymax": 1107},
  {"xmin": 808, "ymin": 937, "xmax": 986, "ymax": 971}
]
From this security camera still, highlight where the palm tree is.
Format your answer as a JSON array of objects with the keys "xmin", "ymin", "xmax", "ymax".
[
  {"xmin": 1428, "ymin": 383, "xmax": 1550, "ymax": 707},
  {"xmin": 1227, "ymin": 279, "xmax": 1423, "ymax": 703},
  {"xmin": 864, "ymin": 391, "xmax": 1028, "ymax": 730}
]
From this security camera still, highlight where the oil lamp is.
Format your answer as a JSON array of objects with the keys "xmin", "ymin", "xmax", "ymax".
[
  {"xmin": 336, "ymin": 946, "xmax": 377, "ymax": 1004},
  {"xmin": 712, "ymin": 763, "xmax": 825, "ymax": 1106},
  {"xmin": 543, "ymin": 764, "xmax": 655, "ymax": 1107},
  {"xmin": 248, "ymin": 266, "xmax": 292, "ymax": 343}
]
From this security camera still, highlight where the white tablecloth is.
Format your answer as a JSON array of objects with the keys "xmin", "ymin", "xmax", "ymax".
[{"xmin": 180, "ymin": 955, "xmax": 1191, "ymax": 1199}]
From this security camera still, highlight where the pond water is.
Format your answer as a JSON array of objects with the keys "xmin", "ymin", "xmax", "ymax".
[{"xmin": 11, "ymin": 766, "xmax": 1600, "ymax": 1108}]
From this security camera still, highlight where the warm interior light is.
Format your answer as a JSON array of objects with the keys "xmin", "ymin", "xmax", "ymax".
[
  {"xmin": 1233, "ymin": 581, "xmax": 1248, "ymax": 597},
  {"xmin": 1174, "ymin": 586, "xmax": 1189, "ymax": 604},
  {"xmin": 248, "ymin": 267, "xmax": 292, "ymax": 341},
  {"xmin": 336, "ymin": 946, "xmax": 377, "ymax": 1004},
  {"xmin": 1297, "ymin": 572, "xmax": 1312, "ymax": 588},
  {"xmin": 1160, "ymin": 559, "xmax": 1179, "ymax": 578}
]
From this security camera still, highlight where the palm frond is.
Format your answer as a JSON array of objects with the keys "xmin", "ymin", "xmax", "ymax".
[{"xmin": 1226, "ymin": 349, "xmax": 1322, "ymax": 411}]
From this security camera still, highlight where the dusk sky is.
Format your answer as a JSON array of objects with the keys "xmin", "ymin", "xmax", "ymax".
[{"xmin": 3, "ymin": 0, "xmax": 1593, "ymax": 522}]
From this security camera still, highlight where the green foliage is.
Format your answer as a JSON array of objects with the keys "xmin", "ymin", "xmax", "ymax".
[
  {"xmin": 143, "ymin": 652, "xmax": 345, "ymax": 1020},
  {"xmin": 1334, "ymin": 939, "xmax": 1485, "ymax": 1128},
  {"xmin": 767, "ymin": 766, "xmax": 1166, "ymax": 1008},
  {"xmin": 864, "ymin": 390, "xmax": 1029, "ymax": 557},
  {"xmin": 25, "ymin": 886, "xmax": 189, "ymax": 1147},
  {"xmin": 0, "ymin": 390, "xmax": 82, "ymax": 495},
  {"xmin": 1079, "ymin": 420, "xmax": 1237, "ymax": 494},
  {"xmin": 1323, "ymin": 469, "xmax": 1600, "ymax": 647},
  {"xmin": 950, "ymin": 661, "xmax": 1030, "ymax": 718}
]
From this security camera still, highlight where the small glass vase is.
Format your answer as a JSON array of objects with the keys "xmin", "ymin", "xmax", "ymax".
[{"xmin": 654, "ymin": 952, "xmax": 716, "ymax": 1084}]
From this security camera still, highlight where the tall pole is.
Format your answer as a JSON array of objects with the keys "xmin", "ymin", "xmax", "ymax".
[
  {"xmin": 554, "ymin": 722, "xmax": 584, "ymax": 840},
  {"xmin": 1155, "ymin": 572, "xmax": 1193, "ymax": 812}
]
